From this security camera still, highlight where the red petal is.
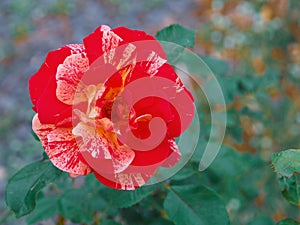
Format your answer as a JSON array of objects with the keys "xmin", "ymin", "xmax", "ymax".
[
  {"xmin": 131, "ymin": 138, "xmax": 176, "ymax": 166},
  {"xmin": 112, "ymin": 27, "xmax": 155, "ymax": 42},
  {"xmin": 36, "ymin": 77, "xmax": 73, "ymax": 125},
  {"xmin": 84, "ymin": 25, "xmax": 166, "ymax": 72},
  {"xmin": 94, "ymin": 172, "xmax": 121, "ymax": 189},
  {"xmin": 98, "ymin": 72, "xmax": 123, "ymax": 101},
  {"xmin": 83, "ymin": 25, "xmax": 125, "ymax": 64},
  {"xmin": 95, "ymin": 139, "xmax": 179, "ymax": 190},
  {"xmin": 113, "ymin": 26, "xmax": 167, "ymax": 63},
  {"xmin": 30, "ymin": 44, "xmax": 85, "ymax": 124},
  {"xmin": 94, "ymin": 164, "xmax": 157, "ymax": 190},
  {"xmin": 126, "ymin": 63, "xmax": 194, "ymax": 138},
  {"xmin": 160, "ymin": 139, "xmax": 181, "ymax": 167},
  {"xmin": 29, "ymin": 44, "xmax": 85, "ymax": 106},
  {"xmin": 158, "ymin": 64, "xmax": 194, "ymax": 102},
  {"xmin": 83, "ymin": 25, "xmax": 107, "ymax": 64}
]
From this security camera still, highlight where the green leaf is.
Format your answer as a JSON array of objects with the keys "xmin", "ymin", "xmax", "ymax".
[
  {"xmin": 150, "ymin": 218, "xmax": 175, "ymax": 225},
  {"xmin": 164, "ymin": 185, "xmax": 229, "ymax": 225},
  {"xmin": 277, "ymin": 218, "xmax": 300, "ymax": 225},
  {"xmin": 101, "ymin": 220, "xmax": 122, "ymax": 225},
  {"xmin": 104, "ymin": 185, "xmax": 155, "ymax": 208},
  {"xmin": 5, "ymin": 160, "xmax": 63, "ymax": 217},
  {"xmin": 31, "ymin": 129, "xmax": 40, "ymax": 141},
  {"xmin": 26, "ymin": 197, "xmax": 58, "ymax": 224},
  {"xmin": 278, "ymin": 174, "xmax": 300, "ymax": 206},
  {"xmin": 156, "ymin": 24, "xmax": 196, "ymax": 48},
  {"xmin": 42, "ymin": 151, "xmax": 49, "ymax": 160},
  {"xmin": 156, "ymin": 24, "xmax": 196, "ymax": 64},
  {"xmin": 58, "ymin": 188, "xmax": 106, "ymax": 223},
  {"xmin": 247, "ymin": 217, "xmax": 274, "ymax": 225},
  {"xmin": 170, "ymin": 163, "xmax": 196, "ymax": 181},
  {"xmin": 272, "ymin": 149, "xmax": 300, "ymax": 177}
]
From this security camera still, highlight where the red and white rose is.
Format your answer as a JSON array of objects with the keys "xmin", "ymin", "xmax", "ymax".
[{"xmin": 29, "ymin": 25, "xmax": 194, "ymax": 190}]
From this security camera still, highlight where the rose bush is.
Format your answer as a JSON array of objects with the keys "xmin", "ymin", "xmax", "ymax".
[{"xmin": 29, "ymin": 25, "xmax": 194, "ymax": 190}]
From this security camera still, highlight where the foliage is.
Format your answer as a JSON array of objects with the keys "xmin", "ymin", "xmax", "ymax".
[
  {"xmin": 272, "ymin": 149, "xmax": 300, "ymax": 177},
  {"xmin": 164, "ymin": 185, "xmax": 229, "ymax": 225},
  {"xmin": 5, "ymin": 160, "xmax": 63, "ymax": 218},
  {"xmin": 272, "ymin": 149, "xmax": 300, "ymax": 207},
  {"xmin": 277, "ymin": 218, "xmax": 300, "ymax": 225}
]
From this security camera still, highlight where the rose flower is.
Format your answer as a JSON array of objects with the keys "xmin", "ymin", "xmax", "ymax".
[{"xmin": 29, "ymin": 25, "xmax": 194, "ymax": 190}]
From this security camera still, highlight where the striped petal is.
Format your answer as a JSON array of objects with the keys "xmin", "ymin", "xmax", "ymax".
[
  {"xmin": 94, "ymin": 164, "xmax": 157, "ymax": 190},
  {"xmin": 30, "ymin": 44, "xmax": 86, "ymax": 124},
  {"xmin": 32, "ymin": 114, "xmax": 91, "ymax": 176},
  {"xmin": 56, "ymin": 52, "xmax": 89, "ymax": 105},
  {"xmin": 72, "ymin": 118, "xmax": 135, "ymax": 174},
  {"xmin": 29, "ymin": 44, "xmax": 85, "ymax": 107}
]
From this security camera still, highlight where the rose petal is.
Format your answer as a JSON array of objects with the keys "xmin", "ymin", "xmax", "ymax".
[
  {"xmin": 29, "ymin": 44, "xmax": 85, "ymax": 106},
  {"xmin": 130, "ymin": 138, "xmax": 176, "ymax": 166},
  {"xmin": 161, "ymin": 139, "xmax": 181, "ymax": 167},
  {"xmin": 56, "ymin": 53, "xmax": 89, "ymax": 105},
  {"xmin": 94, "ymin": 164, "xmax": 157, "ymax": 190},
  {"xmin": 31, "ymin": 44, "xmax": 85, "ymax": 124},
  {"xmin": 113, "ymin": 26, "xmax": 167, "ymax": 62},
  {"xmin": 32, "ymin": 114, "xmax": 55, "ymax": 147},
  {"xmin": 47, "ymin": 128, "xmax": 92, "ymax": 175},
  {"xmin": 98, "ymin": 72, "xmax": 123, "ymax": 101},
  {"xmin": 126, "ymin": 63, "xmax": 194, "ymax": 138},
  {"xmin": 84, "ymin": 25, "xmax": 126, "ymax": 65},
  {"xmin": 36, "ymin": 77, "xmax": 73, "ymax": 125},
  {"xmin": 32, "ymin": 114, "xmax": 91, "ymax": 176},
  {"xmin": 84, "ymin": 26, "xmax": 140, "ymax": 81},
  {"xmin": 126, "ymin": 63, "xmax": 193, "ymax": 104},
  {"xmin": 95, "ymin": 140, "xmax": 180, "ymax": 190},
  {"xmin": 131, "ymin": 97, "xmax": 182, "ymax": 138},
  {"xmin": 72, "ymin": 121, "xmax": 112, "ymax": 160},
  {"xmin": 112, "ymin": 26, "xmax": 155, "ymax": 43},
  {"xmin": 72, "ymin": 118, "xmax": 135, "ymax": 174}
]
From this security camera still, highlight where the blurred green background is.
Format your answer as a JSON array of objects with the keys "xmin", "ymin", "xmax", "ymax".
[{"xmin": 1, "ymin": 0, "xmax": 300, "ymax": 224}]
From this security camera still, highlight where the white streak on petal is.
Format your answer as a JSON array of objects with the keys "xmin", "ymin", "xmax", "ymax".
[
  {"xmin": 115, "ymin": 173, "xmax": 145, "ymax": 190},
  {"xmin": 161, "ymin": 139, "xmax": 181, "ymax": 168},
  {"xmin": 116, "ymin": 173, "xmax": 134, "ymax": 190},
  {"xmin": 56, "ymin": 53, "xmax": 89, "ymax": 105},
  {"xmin": 32, "ymin": 114, "xmax": 55, "ymax": 147},
  {"xmin": 72, "ymin": 122, "xmax": 111, "ymax": 159},
  {"xmin": 116, "ymin": 43, "xmax": 136, "ymax": 70},
  {"xmin": 131, "ymin": 173, "xmax": 146, "ymax": 187},
  {"xmin": 175, "ymin": 77, "xmax": 184, "ymax": 93},
  {"xmin": 102, "ymin": 30, "xmax": 123, "ymax": 64},
  {"xmin": 146, "ymin": 51, "xmax": 167, "ymax": 77},
  {"xmin": 100, "ymin": 25, "xmax": 111, "ymax": 32},
  {"xmin": 46, "ymin": 128, "xmax": 92, "ymax": 175},
  {"xmin": 111, "ymin": 146, "xmax": 135, "ymax": 173},
  {"xmin": 66, "ymin": 44, "xmax": 85, "ymax": 54}
]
